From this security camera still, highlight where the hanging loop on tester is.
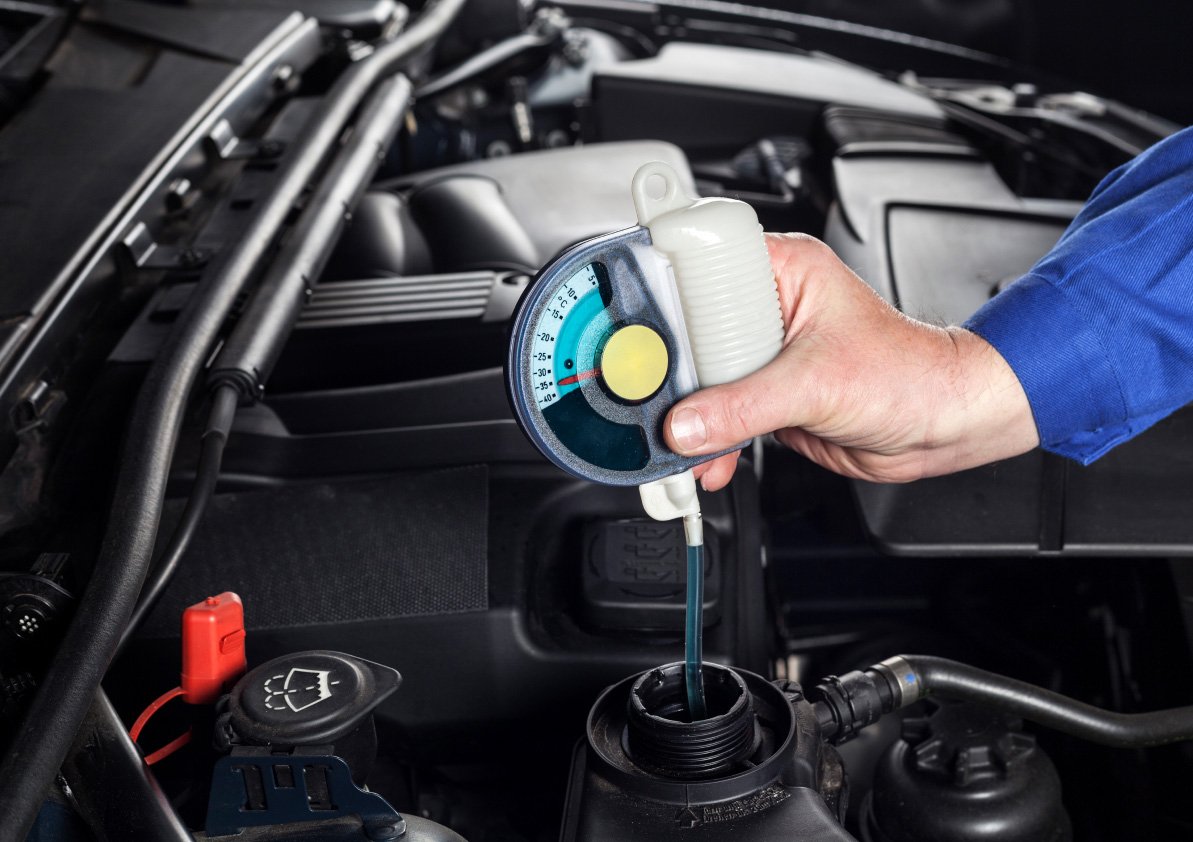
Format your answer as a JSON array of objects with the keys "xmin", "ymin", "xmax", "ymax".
[{"xmin": 631, "ymin": 162, "xmax": 691, "ymax": 225}]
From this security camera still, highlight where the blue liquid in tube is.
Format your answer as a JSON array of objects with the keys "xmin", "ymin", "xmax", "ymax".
[{"xmin": 684, "ymin": 543, "xmax": 707, "ymax": 720}]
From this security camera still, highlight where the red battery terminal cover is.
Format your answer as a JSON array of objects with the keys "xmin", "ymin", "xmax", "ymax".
[{"xmin": 181, "ymin": 591, "xmax": 247, "ymax": 704}]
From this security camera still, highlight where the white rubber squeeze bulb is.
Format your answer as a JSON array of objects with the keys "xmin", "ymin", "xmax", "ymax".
[{"xmin": 632, "ymin": 161, "xmax": 784, "ymax": 387}]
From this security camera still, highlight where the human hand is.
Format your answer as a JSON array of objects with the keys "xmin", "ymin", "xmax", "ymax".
[{"xmin": 664, "ymin": 233, "xmax": 1040, "ymax": 490}]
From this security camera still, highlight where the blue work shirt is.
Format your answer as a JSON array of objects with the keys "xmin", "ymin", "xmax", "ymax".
[{"xmin": 964, "ymin": 125, "xmax": 1193, "ymax": 465}]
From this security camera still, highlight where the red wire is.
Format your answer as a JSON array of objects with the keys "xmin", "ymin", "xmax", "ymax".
[
  {"xmin": 143, "ymin": 730, "xmax": 192, "ymax": 766},
  {"xmin": 129, "ymin": 686, "xmax": 191, "ymax": 764},
  {"xmin": 129, "ymin": 686, "xmax": 185, "ymax": 742}
]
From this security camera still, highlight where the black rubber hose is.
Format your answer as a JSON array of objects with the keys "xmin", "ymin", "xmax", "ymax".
[
  {"xmin": 415, "ymin": 25, "xmax": 562, "ymax": 100},
  {"xmin": 115, "ymin": 386, "xmax": 238, "ymax": 656},
  {"xmin": 0, "ymin": 1, "xmax": 466, "ymax": 836},
  {"xmin": 60, "ymin": 692, "xmax": 192, "ymax": 842},
  {"xmin": 893, "ymin": 655, "xmax": 1193, "ymax": 748}
]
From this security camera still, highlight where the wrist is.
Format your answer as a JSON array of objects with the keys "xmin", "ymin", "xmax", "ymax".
[{"xmin": 931, "ymin": 327, "xmax": 1039, "ymax": 471}]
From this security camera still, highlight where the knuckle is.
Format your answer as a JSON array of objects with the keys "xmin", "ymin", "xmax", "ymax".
[{"xmin": 719, "ymin": 388, "xmax": 758, "ymax": 442}]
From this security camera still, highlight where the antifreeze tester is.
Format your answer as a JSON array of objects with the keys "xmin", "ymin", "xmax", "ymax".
[{"xmin": 507, "ymin": 162, "xmax": 785, "ymax": 718}]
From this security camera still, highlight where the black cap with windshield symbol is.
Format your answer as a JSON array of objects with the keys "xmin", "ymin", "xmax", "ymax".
[
  {"xmin": 224, "ymin": 650, "xmax": 401, "ymax": 746},
  {"xmin": 263, "ymin": 666, "xmax": 342, "ymax": 713}
]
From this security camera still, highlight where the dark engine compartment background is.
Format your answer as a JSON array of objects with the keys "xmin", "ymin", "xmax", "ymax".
[{"xmin": 2, "ymin": 1, "xmax": 1193, "ymax": 840}]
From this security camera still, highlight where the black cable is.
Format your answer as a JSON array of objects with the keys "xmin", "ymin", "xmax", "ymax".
[
  {"xmin": 0, "ymin": 1, "xmax": 466, "ymax": 836},
  {"xmin": 900, "ymin": 654, "xmax": 1193, "ymax": 749},
  {"xmin": 813, "ymin": 654, "xmax": 1193, "ymax": 749},
  {"xmin": 209, "ymin": 74, "xmax": 413, "ymax": 398},
  {"xmin": 115, "ymin": 386, "xmax": 238, "ymax": 656},
  {"xmin": 120, "ymin": 73, "xmax": 412, "ymax": 646},
  {"xmin": 122, "ymin": 76, "xmax": 409, "ymax": 646}
]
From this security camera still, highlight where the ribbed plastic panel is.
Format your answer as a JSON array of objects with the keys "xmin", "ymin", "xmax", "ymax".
[{"xmin": 298, "ymin": 273, "xmax": 495, "ymax": 328}]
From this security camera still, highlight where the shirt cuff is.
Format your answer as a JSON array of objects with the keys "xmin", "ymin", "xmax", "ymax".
[{"xmin": 963, "ymin": 273, "xmax": 1132, "ymax": 465}]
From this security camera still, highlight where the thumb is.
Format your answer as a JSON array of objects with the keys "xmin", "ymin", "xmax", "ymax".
[{"xmin": 663, "ymin": 358, "xmax": 799, "ymax": 456}]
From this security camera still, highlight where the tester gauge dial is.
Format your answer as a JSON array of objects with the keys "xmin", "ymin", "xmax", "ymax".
[
  {"xmin": 509, "ymin": 226, "xmax": 703, "ymax": 485},
  {"xmin": 506, "ymin": 162, "xmax": 785, "ymax": 487}
]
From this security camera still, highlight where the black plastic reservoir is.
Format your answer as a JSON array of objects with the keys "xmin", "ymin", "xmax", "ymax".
[
  {"xmin": 561, "ymin": 662, "xmax": 856, "ymax": 841},
  {"xmin": 861, "ymin": 699, "xmax": 1072, "ymax": 842}
]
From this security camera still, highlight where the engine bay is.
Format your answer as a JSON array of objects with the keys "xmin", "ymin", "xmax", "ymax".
[{"xmin": 2, "ymin": 1, "xmax": 1193, "ymax": 839}]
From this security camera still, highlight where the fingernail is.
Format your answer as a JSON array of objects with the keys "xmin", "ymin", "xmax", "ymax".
[{"xmin": 670, "ymin": 407, "xmax": 707, "ymax": 452}]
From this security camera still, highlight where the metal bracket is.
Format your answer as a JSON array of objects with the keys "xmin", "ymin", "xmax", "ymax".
[
  {"xmin": 206, "ymin": 752, "xmax": 406, "ymax": 840},
  {"xmin": 12, "ymin": 380, "xmax": 65, "ymax": 436},
  {"xmin": 119, "ymin": 223, "xmax": 211, "ymax": 271},
  {"xmin": 205, "ymin": 119, "xmax": 286, "ymax": 161}
]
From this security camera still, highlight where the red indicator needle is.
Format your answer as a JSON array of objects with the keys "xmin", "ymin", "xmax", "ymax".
[{"xmin": 558, "ymin": 368, "xmax": 600, "ymax": 387}]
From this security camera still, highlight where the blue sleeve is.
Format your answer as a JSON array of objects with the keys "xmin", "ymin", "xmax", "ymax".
[{"xmin": 963, "ymin": 125, "xmax": 1193, "ymax": 465}]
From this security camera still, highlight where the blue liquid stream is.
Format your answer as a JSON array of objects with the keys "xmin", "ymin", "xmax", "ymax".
[{"xmin": 684, "ymin": 543, "xmax": 707, "ymax": 720}]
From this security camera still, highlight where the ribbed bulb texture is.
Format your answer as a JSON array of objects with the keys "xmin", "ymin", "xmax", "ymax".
[{"xmin": 648, "ymin": 198, "xmax": 783, "ymax": 387}]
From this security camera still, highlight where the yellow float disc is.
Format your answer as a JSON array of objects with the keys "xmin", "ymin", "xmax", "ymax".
[{"xmin": 600, "ymin": 324, "xmax": 669, "ymax": 401}]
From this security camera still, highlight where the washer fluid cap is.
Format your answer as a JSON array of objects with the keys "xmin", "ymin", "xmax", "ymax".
[{"xmin": 226, "ymin": 650, "xmax": 400, "ymax": 746}]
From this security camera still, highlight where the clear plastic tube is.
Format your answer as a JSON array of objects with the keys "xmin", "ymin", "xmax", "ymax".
[{"xmin": 684, "ymin": 542, "xmax": 707, "ymax": 720}]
